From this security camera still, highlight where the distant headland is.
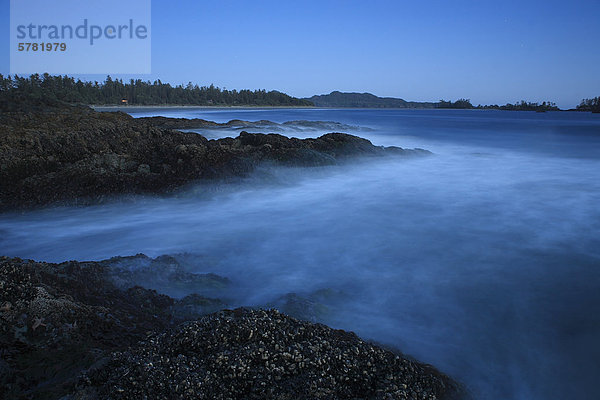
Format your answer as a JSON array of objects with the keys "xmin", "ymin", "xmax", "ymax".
[{"xmin": 306, "ymin": 91, "xmax": 599, "ymax": 112}]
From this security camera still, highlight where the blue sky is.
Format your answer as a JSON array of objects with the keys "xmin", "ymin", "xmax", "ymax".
[{"xmin": 1, "ymin": 0, "xmax": 599, "ymax": 108}]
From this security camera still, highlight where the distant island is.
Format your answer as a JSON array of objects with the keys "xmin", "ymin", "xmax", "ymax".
[
  {"xmin": 305, "ymin": 91, "xmax": 437, "ymax": 108},
  {"xmin": 305, "ymin": 91, "xmax": 566, "ymax": 111},
  {"xmin": 1, "ymin": 74, "xmax": 598, "ymax": 112}
]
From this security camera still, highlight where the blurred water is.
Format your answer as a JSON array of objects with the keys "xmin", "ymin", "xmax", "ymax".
[{"xmin": 2, "ymin": 109, "xmax": 600, "ymax": 399}]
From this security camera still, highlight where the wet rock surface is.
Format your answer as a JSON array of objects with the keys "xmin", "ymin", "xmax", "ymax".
[
  {"xmin": 74, "ymin": 309, "xmax": 456, "ymax": 400},
  {"xmin": 138, "ymin": 116, "xmax": 370, "ymax": 133},
  {"xmin": 101, "ymin": 254, "xmax": 230, "ymax": 298},
  {"xmin": 0, "ymin": 257, "xmax": 459, "ymax": 400},
  {"xmin": 0, "ymin": 103, "xmax": 429, "ymax": 210},
  {"xmin": 0, "ymin": 256, "xmax": 222, "ymax": 399}
]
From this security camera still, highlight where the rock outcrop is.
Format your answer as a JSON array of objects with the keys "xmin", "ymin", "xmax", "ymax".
[
  {"xmin": 136, "ymin": 116, "xmax": 368, "ymax": 133},
  {"xmin": 76, "ymin": 309, "xmax": 455, "ymax": 400},
  {"xmin": 0, "ymin": 256, "xmax": 181, "ymax": 399},
  {"xmin": 0, "ymin": 104, "xmax": 429, "ymax": 210},
  {"xmin": 0, "ymin": 257, "xmax": 458, "ymax": 400},
  {"xmin": 0, "ymin": 101, "xmax": 451, "ymax": 400}
]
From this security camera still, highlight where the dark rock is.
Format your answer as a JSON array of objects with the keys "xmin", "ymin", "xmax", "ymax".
[
  {"xmin": 75, "ymin": 309, "xmax": 458, "ymax": 400},
  {"xmin": 101, "ymin": 253, "xmax": 230, "ymax": 298},
  {"xmin": 0, "ymin": 257, "xmax": 460, "ymax": 399},
  {"xmin": 138, "ymin": 116, "xmax": 367, "ymax": 133},
  {"xmin": 0, "ymin": 256, "xmax": 224, "ymax": 399},
  {"xmin": 170, "ymin": 294, "xmax": 228, "ymax": 320},
  {"xmin": 0, "ymin": 104, "xmax": 430, "ymax": 211}
]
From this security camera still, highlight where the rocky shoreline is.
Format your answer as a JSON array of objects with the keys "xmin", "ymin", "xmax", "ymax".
[
  {"xmin": 0, "ymin": 101, "xmax": 458, "ymax": 399},
  {"xmin": 0, "ymin": 101, "xmax": 429, "ymax": 211},
  {"xmin": 0, "ymin": 257, "xmax": 459, "ymax": 399}
]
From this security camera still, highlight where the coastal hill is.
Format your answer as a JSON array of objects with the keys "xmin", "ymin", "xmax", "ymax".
[
  {"xmin": 306, "ymin": 91, "xmax": 437, "ymax": 108},
  {"xmin": 305, "ymin": 92, "xmax": 476, "ymax": 109},
  {"xmin": 306, "ymin": 91, "xmax": 570, "ymax": 111}
]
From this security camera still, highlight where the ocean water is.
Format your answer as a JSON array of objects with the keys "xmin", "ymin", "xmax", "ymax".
[{"xmin": 2, "ymin": 108, "xmax": 600, "ymax": 399}]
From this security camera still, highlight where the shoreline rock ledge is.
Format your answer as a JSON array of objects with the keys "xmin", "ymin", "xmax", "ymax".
[
  {"xmin": 0, "ymin": 102, "xmax": 430, "ymax": 211},
  {"xmin": 75, "ymin": 309, "xmax": 455, "ymax": 400},
  {"xmin": 0, "ymin": 257, "xmax": 460, "ymax": 400}
]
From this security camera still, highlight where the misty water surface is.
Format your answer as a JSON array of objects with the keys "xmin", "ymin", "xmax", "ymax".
[{"xmin": 2, "ymin": 109, "xmax": 600, "ymax": 399}]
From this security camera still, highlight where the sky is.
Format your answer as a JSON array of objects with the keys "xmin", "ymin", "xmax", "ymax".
[{"xmin": 1, "ymin": 0, "xmax": 599, "ymax": 108}]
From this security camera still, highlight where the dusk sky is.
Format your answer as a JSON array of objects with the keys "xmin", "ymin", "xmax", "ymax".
[{"xmin": 1, "ymin": 0, "xmax": 599, "ymax": 108}]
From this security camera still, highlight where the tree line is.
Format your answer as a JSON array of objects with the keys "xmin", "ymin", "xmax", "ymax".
[
  {"xmin": 475, "ymin": 100, "xmax": 559, "ymax": 112},
  {"xmin": 436, "ymin": 99, "xmax": 474, "ymax": 109},
  {"xmin": 440, "ymin": 98, "xmax": 600, "ymax": 112},
  {"xmin": 0, "ymin": 73, "xmax": 313, "ymax": 107},
  {"xmin": 1, "ymin": 74, "xmax": 598, "ymax": 112},
  {"xmin": 576, "ymin": 97, "xmax": 600, "ymax": 113}
]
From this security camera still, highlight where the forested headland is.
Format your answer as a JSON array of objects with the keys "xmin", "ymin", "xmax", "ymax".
[{"xmin": 0, "ymin": 74, "xmax": 313, "ymax": 107}]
